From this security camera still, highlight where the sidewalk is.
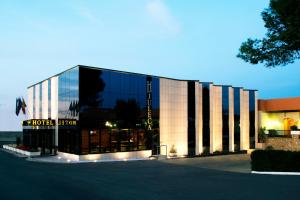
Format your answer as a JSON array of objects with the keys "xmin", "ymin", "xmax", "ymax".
[{"xmin": 27, "ymin": 155, "xmax": 151, "ymax": 164}]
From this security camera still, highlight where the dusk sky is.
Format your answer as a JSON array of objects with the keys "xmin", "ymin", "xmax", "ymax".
[{"xmin": 1, "ymin": 0, "xmax": 300, "ymax": 131}]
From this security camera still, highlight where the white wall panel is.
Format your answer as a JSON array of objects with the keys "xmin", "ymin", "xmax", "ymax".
[
  {"xmin": 229, "ymin": 87, "xmax": 234, "ymax": 152},
  {"xmin": 255, "ymin": 91, "xmax": 259, "ymax": 147},
  {"xmin": 27, "ymin": 87, "xmax": 34, "ymax": 119},
  {"xmin": 160, "ymin": 78, "xmax": 188, "ymax": 157},
  {"xmin": 240, "ymin": 90, "xmax": 250, "ymax": 150},
  {"xmin": 195, "ymin": 82, "xmax": 203, "ymax": 155},
  {"xmin": 42, "ymin": 81, "xmax": 48, "ymax": 119},
  {"xmin": 210, "ymin": 86, "xmax": 222, "ymax": 153},
  {"xmin": 35, "ymin": 85, "xmax": 40, "ymax": 119},
  {"xmin": 50, "ymin": 76, "xmax": 59, "ymax": 146}
]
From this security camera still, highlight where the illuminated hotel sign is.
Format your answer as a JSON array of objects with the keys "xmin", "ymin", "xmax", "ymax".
[
  {"xmin": 58, "ymin": 119, "xmax": 77, "ymax": 126},
  {"xmin": 146, "ymin": 76, "xmax": 153, "ymax": 130},
  {"xmin": 22, "ymin": 119, "xmax": 77, "ymax": 126},
  {"xmin": 23, "ymin": 119, "xmax": 55, "ymax": 126}
]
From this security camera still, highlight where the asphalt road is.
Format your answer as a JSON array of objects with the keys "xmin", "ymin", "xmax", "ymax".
[{"xmin": 0, "ymin": 150, "xmax": 299, "ymax": 200}]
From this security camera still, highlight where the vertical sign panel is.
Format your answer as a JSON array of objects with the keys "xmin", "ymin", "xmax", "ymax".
[{"xmin": 146, "ymin": 76, "xmax": 153, "ymax": 131}]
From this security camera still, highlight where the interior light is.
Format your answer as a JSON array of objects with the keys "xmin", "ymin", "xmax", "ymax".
[{"xmin": 105, "ymin": 121, "xmax": 113, "ymax": 127}]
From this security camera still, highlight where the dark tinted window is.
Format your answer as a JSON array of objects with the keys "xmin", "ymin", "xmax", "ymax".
[
  {"xmin": 249, "ymin": 90, "xmax": 256, "ymax": 149},
  {"xmin": 79, "ymin": 67, "xmax": 159, "ymax": 154},
  {"xmin": 202, "ymin": 83, "xmax": 210, "ymax": 150},
  {"xmin": 233, "ymin": 88, "xmax": 240, "ymax": 151},
  {"xmin": 58, "ymin": 67, "xmax": 79, "ymax": 154},
  {"xmin": 222, "ymin": 86, "xmax": 229, "ymax": 151}
]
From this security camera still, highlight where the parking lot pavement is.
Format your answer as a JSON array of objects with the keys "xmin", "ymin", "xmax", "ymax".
[
  {"xmin": 0, "ymin": 149, "xmax": 299, "ymax": 200},
  {"xmin": 161, "ymin": 154, "xmax": 251, "ymax": 173}
]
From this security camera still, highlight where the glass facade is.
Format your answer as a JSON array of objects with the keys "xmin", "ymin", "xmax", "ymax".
[
  {"xmin": 249, "ymin": 90, "xmax": 256, "ymax": 149},
  {"xmin": 58, "ymin": 67, "xmax": 80, "ymax": 154},
  {"xmin": 25, "ymin": 66, "xmax": 259, "ymax": 156},
  {"xmin": 202, "ymin": 83, "xmax": 210, "ymax": 150},
  {"xmin": 78, "ymin": 67, "xmax": 159, "ymax": 155},
  {"xmin": 233, "ymin": 88, "xmax": 241, "ymax": 151},
  {"xmin": 222, "ymin": 86, "xmax": 229, "ymax": 151},
  {"xmin": 188, "ymin": 82, "xmax": 196, "ymax": 156}
]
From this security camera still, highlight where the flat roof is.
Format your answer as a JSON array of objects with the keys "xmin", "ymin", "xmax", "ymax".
[{"xmin": 259, "ymin": 97, "xmax": 300, "ymax": 112}]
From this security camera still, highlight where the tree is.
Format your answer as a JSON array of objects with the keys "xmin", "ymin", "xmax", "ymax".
[{"xmin": 237, "ymin": 0, "xmax": 300, "ymax": 67}]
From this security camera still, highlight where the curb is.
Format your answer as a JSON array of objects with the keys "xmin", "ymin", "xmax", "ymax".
[{"xmin": 252, "ymin": 171, "xmax": 300, "ymax": 175}]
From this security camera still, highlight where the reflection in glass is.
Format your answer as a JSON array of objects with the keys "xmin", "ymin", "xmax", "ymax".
[
  {"xmin": 249, "ymin": 90, "xmax": 256, "ymax": 149},
  {"xmin": 234, "ymin": 88, "xmax": 241, "ymax": 151},
  {"xmin": 222, "ymin": 86, "xmax": 229, "ymax": 151},
  {"xmin": 79, "ymin": 67, "xmax": 159, "ymax": 154},
  {"xmin": 202, "ymin": 83, "xmax": 210, "ymax": 149}
]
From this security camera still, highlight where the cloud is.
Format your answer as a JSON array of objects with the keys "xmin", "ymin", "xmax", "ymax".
[{"xmin": 146, "ymin": 0, "xmax": 180, "ymax": 34}]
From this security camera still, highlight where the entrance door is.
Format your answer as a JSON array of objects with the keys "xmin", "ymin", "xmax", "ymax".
[{"xmin": 40, "ymin": 130, "xmax": 54, "ymax": 156}]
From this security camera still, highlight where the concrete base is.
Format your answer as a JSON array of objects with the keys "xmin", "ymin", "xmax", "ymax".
[
  {"xmin": 3, "ymin": 144, "xmax": 41, "ymax": 157},
  {"xmin": 57, "ymin": 150, "xmax": 152, "ymax": 162}
]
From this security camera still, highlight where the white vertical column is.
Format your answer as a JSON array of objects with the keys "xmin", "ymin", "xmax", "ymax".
[
  {"xmin": 159, "ymin": 78, "xmax": 188, "ymax": 157},
  {"xmin": 51, "ymin": 76, "xmax": 59, "ymax": 147},
  {"xmin": 228, "ymin": 87, "xmax": 234, "ymax": 152},
  {"xmin": 195, "ymin": 82, "xmax": 203, "ymax": 155},
  {"xmin": 240, "ymin": 90, "xmax": 249, "ymax": 150},
  {"xmin": 35, "ymin": 84, "xmax": 40, "ymax": 119},
  {"xmin": 255, "ymin": 91, "xmax": 259, "ymax": 148},
  {"xmin": 27, "ymin": 87, "xmax": 34, "ymax": 119},
  {"xmin": 215, "ymin": 86, "xmax": 223, "ymax": 152},
  {"xmin": 210, "ymin": 85, "xmax": 223, "ymax": 153},
  {"xmin": 42, "ymin": 81, "xmax": 48, "ymax": 119}
]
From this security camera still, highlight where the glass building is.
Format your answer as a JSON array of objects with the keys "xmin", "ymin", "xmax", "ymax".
[{"xmin": 24, "ymin": 65, "xmax": 258, "ymax": 161}]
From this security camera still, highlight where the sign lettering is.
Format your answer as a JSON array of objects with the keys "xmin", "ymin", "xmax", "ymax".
[
  {"xmin": 22, "ymin": 119, "xmax": 77, "ymax": 126},
  {"xmin": 146, "ymin": 77, "xmax": 153, "ymax": 131},
  {"xmin": 58, "ymin": 119, "xmax": 77, "ymax": 126},
  {"xmin": 22, "ymin": 119, "xmax": 55, "ymax": 126}
]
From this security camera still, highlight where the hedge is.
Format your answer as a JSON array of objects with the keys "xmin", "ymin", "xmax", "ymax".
[{"xmin": 251, "ymin": 150, "xmax": 300, "ymax": 172}]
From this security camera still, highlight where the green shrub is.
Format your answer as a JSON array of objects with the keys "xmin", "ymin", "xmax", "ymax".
[
  {"xmin": 258, "ymin": 127, "xmax": 267, "ymax": 143},
  {"xmin": 290, "ymin": 125, "xmax": 298, "ymax": 131},
  {"xmin": 265, "ymin": 145, "xmax": 273, "ymax": 150},
  {"xmin": 202, "ymin": 147, "xmax": 210, "ymax": 155},
  {"xmin": 213, "ymin": 151, "xmax": 222, "ymax": 155},
  {"xmin": 268, "ymin": 129, "xmax": 277, "ymax": 136},
  {"xmin": 251, "ymin": 150, "xmax": 300, "ymax": 172}
]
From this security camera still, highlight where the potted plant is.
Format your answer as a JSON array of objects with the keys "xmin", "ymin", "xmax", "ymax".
[
  {"xmin": 169, "ymin": 145, "xmax": 177, "ymax": 158},
  {"xmin": 268, "ymin": 129, "xmax": 277, "ymax": 137},
  {"xmin": 290, "ymin": 125, "xmax": 298, "ymax": 131},
  {"xmin": 258, "ymin": 127, "xmax": 267, "ymax": 143},
  {"xmin": 290, "ymin": 125, "xmax": 300, "ymax": 135}
]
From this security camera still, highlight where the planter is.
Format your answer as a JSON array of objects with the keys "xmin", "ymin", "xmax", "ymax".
[
  {"xmin": 3, "ymin": 145, "xmax": 41, "ymax": 157},
  {"xmin": 256, "ymin": 143, "xmax": 265, "ymax": 149},
  {"xmin": 169, "ymin": 152, "xmax": 177, "ymax": 158},
  {"xmin": 291, "ymin": 131, "xmax": 300, "ymax": 135}
]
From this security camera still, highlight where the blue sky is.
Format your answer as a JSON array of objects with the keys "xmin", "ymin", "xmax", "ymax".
[{"xmin": 1, "ymin": 0, "xmax": 300, "ymax": 131}]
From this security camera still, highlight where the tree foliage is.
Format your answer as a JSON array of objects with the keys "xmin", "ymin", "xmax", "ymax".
[{"xmin": 237, "ymin": 0, "xmax": 300, "ymax": 67}]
